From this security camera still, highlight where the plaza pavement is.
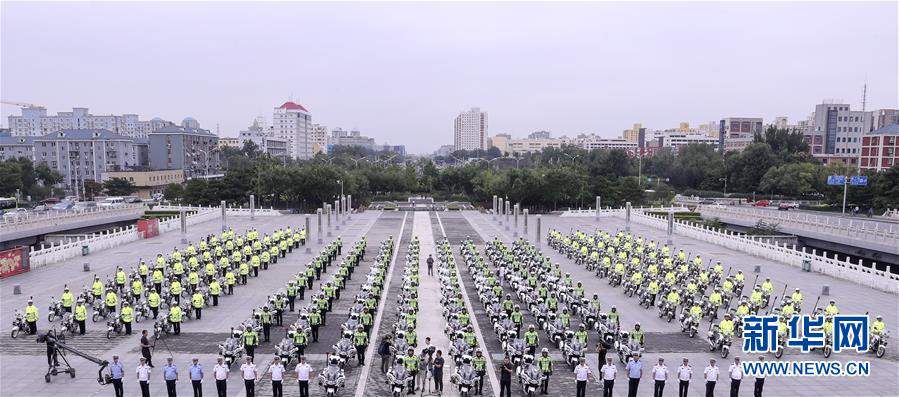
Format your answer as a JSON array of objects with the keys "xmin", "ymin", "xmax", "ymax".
[{"xmin": 461, "ymin": 211, "xmax": 899, "ymax": 396}]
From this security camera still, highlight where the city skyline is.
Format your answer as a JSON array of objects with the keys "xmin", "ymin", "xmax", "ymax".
[{"xmin": 2, "ymin": 2, "xmax": 897, "ymax": 154}]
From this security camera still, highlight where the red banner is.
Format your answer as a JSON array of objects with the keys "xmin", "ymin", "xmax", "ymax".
[
  {"xmin": 0, "ymin": 246, "xmax": 30, "ymax": 278},
  {"xmin": 137, "ymin": 218, "xmax": 160, "ymax": 239}
]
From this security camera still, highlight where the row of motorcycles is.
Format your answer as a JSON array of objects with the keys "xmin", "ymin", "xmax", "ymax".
[
  {"xmin": 548, "ymin": 227, "xmax": 890, "ymax": 360},
  {"xmin": 459, "ymin": 238, "xmax": 550, "ymax": 397},
  {"xmin": 434, "ymin": 238, "xmax": 480, "ymax": 397},
  {"xmin": 386, "ymin": 237, "xmax": 421, "ymax": 397},
  {"xmin": 21, "ymin": 225, "xmax": 304, "ymax": 341}
]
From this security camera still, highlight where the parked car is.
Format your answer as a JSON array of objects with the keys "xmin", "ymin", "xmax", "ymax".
[
  {"xmin": 2, "ymin": 208, "xmax": 29, "ymax": 220},
  {"xmin": 98, "ymin": 197, "xmax": 125, "ymax": 208},
  {"xmin": 40, "ymin": 197, "xmax": 61, "ymax": 205},
  {"xmin": 752, "ymin": 200, "xmax": 770, "ymax": 207},
  {"xmin": 777, "ymin": 203, "xmax": 792, "ymax": 211},
  {"xmin": 699, "ymin": 199, "xmax": 717, "ymax": 205},
  {"xmin": 51, "ymin": 201, "xmax": 75, "ymax": 211},
  {"xmin": 74, "ymin": 201, "xmax": 98, "ymax": 211},
  {"xmin": 32, "ymin": 204, "xmax": 49, "ymax": 212}
]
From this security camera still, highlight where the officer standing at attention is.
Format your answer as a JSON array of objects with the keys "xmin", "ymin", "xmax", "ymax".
[{"xmin": 25, "ymin": 298, "xmax": 39, "ymax": 334}]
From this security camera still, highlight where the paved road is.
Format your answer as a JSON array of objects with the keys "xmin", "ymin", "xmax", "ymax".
[
  {"xmin": 4, "ymin": 209, "xmax": 897, "ymax": 396},
  {"xmin": 463, "ymin": 211, "xmax": 899, "ymax": 396}
]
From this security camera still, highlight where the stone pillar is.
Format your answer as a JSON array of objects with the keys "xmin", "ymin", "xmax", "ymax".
[
  {"xmin": 667, "ymin": 211, "xmax": 674, "ymax": 245},
  {"xmin": 334, "ymin": 200, "xmax": 340, "ymax": 230},
  {"xmin": 498, "ymin": 198, "xmax": 504, "ymax": 223},
  {"xmin": 316, "ymin": 209, "xmax": 323, "ymax": 244},
  {"xmin": 249, "ymin": 194, "xmax": 255, "ymax": 220},
  {"xmin": 305, "ymin": 214, "xmax": 312, "ymax": 252},
  {"xmin": 595, "ymin": 196, "xmax": 601, "ymax": 219},
  {"xmin": 625, "ymin": 201, "xmax": 632, "ymax": 231},
  {"xmin": 493, "ymin": 195, "xmax": 498, "ymax": 217},
  {"xmin": 347, "ymin": 195, "xmax": 352, "ymax": 219},
  {"xmin": 180, "ymin": 209, "xmax": 188, "ymax": 244},
  {"xmin": 523, "ymin": 209, "xmax": 529, "ymax": 234},
  {"xmin": 220, "ymin": 200, "xmax": 227, "ymax": 232},
  {"xmin": 536, "ymin": 215, "xmax": 542, "ymax": 245},
  {"xmin": 513, "ymin": 204, "xmax": 520, "ymax": 237},
  {"xmin": 327, "ymin": 204, "xmax": 332, "ymax": 237}
]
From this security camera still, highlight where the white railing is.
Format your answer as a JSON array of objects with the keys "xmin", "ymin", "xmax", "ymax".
[
  {"xmin": 151, "ymin": 205, "xmax": 283, "ymax": 217},
  {"xmin": 560, "ymin": 205, "xmax": 689, "ymax": 217},
  {"xmin": 625, "ymin": 211, "xmax": 899, "ymax": 294},
  {"xmin": 28, "ymin": 208, "xmax": 218, "ymax": 269},
  {"xmin": 699, "ymin": 205, "xmax": 899, "ymax": 244},
  {"xmin": 0, "ymin": 205, "xmax": 144, "ymax": 237}
]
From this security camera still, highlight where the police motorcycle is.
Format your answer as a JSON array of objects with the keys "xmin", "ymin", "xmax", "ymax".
[
  {"xmin": 341, "ymin": 312, "xmax": 361, "ymax": 335},
  {"xmin": 58, "ymin": 312, "xmax": 78, "ymax": 336},
  {"xmin": 91, "ymin": 298, "xmax": 110, "ymax": 323},
  {"xmin": 46, "ymin": 296, "xmax": 64, "ymax": 323},
  {"xmin": 153, "ymin": 310, "xmax": 173, "ymax": 339},
  {"xmin": 10, "ymin": 310, "xmax": 29, "ymax": 339},
  {"xmin": 658, "ymin": 294, "xmax": 678, "ymax": 323},
  {"xmin": 505, "ymin": 330, "xmax": 526, "ymax": 369},
  {"xmin": 387, "ymin": 356, "xmax": 414, "ymax": 397},
  {"xmin": 680, "ymin": 307, "xmax": 701, "ymax": 338},
  {"xmin": 581, "ymin": 298, "xmax": 599, "ymax": 330},
  {"xmin": 545, "ymin": 313, "xmax": 567, "ymax": 349},
  {"xmin": 219, "ymin": 328, "xmax": 244, "ymax": 368},
  {"xmin": 106, "ymin": 313, "xmax": 124, "ymax": 339},
  {"xmin": 708, "ymin": 323, "xmax": 733, "ymax": 358},
  {"xmin": 562, "ymin": 330, "xmax": 585, "ymax": 369},
  {"xmin": 331, "ymin": 330, "xmax": 357, "ymax": 368},
  {"xmin": 518, "ymin": 354, "xmax": 545, "ymax": 397},
  {"xmin": 131, "ymin": 299, "xmax": 151, "ymax": 324},
  {"xmin": 450, "ymin": 355, "xmax": 478, "ymax": 397},
  {"xmin": 317, "ymin": 356, "xmax": 346, "ymax": 397},
  {"xmin": 615, "ymin": 331, "xmax": 642, "ymax": 363},
  {"xmin": 274, "ymin": 335, "xmax": 298, "ymax": 365}
]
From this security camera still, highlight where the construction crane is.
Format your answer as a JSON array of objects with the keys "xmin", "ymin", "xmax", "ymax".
[{"xmin": 1, "ymin": 100, "xmax": 44, "ymax": 108}]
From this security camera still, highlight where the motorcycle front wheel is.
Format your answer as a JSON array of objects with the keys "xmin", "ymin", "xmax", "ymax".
[
  {"xmin": 876, "ymin": 345, "xmax": 885, "ymax": 358},
  {"xmin": 11, "ymin": 328, "xmax": 19, "ymax": 339}
]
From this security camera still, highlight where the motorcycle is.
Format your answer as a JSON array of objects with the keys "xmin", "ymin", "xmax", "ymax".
[
  {"xmin": 60, "ymin": 312, "xmax": 78, "ymax": 336},
  {"xmin": 91, "ymin": 300, "xmax": 109, "ymax": 323},
  {"xmin": 219, "ymin": 336, "xmax": 244, "ymax": 368},
  {"xmin": 274, "ymin": 338, "xmax": 297, "ymax": 365},
  {"xmin": 708, "ymin": 330, "xmax": 732, "ymax": 358},
  {"xmin": 870, "ymin": 332, "xmax": 889, "ymax": 358},
  {"xmin": 680, "ymin": 313, "xmax": 699, "ymax": 338},
  {"xmin": 47, "ymin": 297, "xmax": 64, "ymax": 322},
  {"xmin": 106, "ymin": 314, "xmax": 124, "ymax": 339},
  {"xmin": 10, "ymin": 310, "xmax": 28, "ymax": 339},
  {"xmin": 317, "ymin": 372, "xmax": 345, "ymax": 397},
  {"xmin": 386, "ymin": 371, "xmax": 412, "ymax": 397}
]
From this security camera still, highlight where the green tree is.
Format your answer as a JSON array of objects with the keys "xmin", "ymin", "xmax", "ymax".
[
  {"xmin": 103, "ymin": 178, "xmax": 137, "ymax": 196},
  {"xmin": 163, "ymin": 183, "xmax": 184, "ymax": 201}
]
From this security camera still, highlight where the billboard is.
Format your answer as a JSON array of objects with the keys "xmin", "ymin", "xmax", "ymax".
[{"xmin": 0, "ymin": 246, "xmax": 30, "ymax": 278}]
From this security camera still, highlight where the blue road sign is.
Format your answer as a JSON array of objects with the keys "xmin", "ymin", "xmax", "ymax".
[
  {"xmin": 827, "ymin": 175, "xmax": 846, "ymax": 186},
  {"xmin": 850, "ymin": 176, "xmax": 868, "ymax": 186}
]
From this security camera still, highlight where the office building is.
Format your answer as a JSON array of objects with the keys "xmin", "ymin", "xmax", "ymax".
[
  {"xmin": 0, "ymin": 132, "xmax": 35, "ymax": 161},
  {"xmin": 238, "ymin": 120, "xmax": 289, "ymax": 161},
  {"xmin": 576, "ymin": 135, "xmax": 638, "ymax": 151},
  {"xmin": 872, "ymin": 109, "xmax": 899, "ymax": 131},
  {"xmin": 860, "ymin": 124, "xmax": 898, "ymax": 172},
  {"xmin": 528, "ymin": 130, "xmax": 552, "ymax": 139},
  {"xmin": 803, "ymin": 101, "xmax": 872, "ymax": 165},
  {"xmin": 719, "ymin": 117, "xmax": 764, "ymax": 152},
  {"xmin": 218, "ymin": 137, "xmax": 240, "ymax": 148},
  {"xmin": 101, "ymin": 169, "xmax": 185, "ymax": 199},
  {"xmin": 148, "ymin": 126, "xmax": 220, "ymax": 179},
  {"xmin": 489, "ymin": 133, "xmax": 512, "ymax": 155},
  {"xmin": 311, "ymin": 124, "xmax": 329, "ymax": 155},
  {"xmin": 7, "ymin": 106, "xmax": 175, "ymax": 139},
  {"xmin": 31, "ymin": 129, "xmax": 146, "ymax": 195},
  {"xmin": 328, "ymin": 128, "xmax": 376, "ymax": 152},
  {"xmin": 454, "ymin": 107, "xmax": 488, "ymax": 151},
  {"xmin": 273, "ymin": 101, "xmax": 313, "ymax": 159},
  {"xmin": 622, "ymin": 123, "xmax": 643, "ymax": 142}
]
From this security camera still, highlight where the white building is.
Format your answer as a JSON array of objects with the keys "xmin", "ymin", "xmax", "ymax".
[
  {"xmin": 238, "ymin": 120, "xmax": 289, "ymax": 161},
  {"xmin": 575, "ymin": 135, "xmax": 638, "ymax": 151},
  {"xmin": 803, "ymin": 101, "xmax": 873, "ymax": 165},
  {"xmin": 273, "ymin": 101, "xmax": 313, "ymax": 160},
  {"xmin": 652, "ymin": 133, "xmax": 719, "ymax": 153},
  {"xmin": 454, "ymin": 107, "xmax": 488, "ymax": 151},
  {"xmin": 507, "ymin": 137, "xmax": 571, "ymax": 154},
  {"xmin": 7, "ymin": 106, "xmax": 175, "ymax": 139}
]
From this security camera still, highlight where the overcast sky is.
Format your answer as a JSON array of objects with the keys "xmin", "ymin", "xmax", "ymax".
[{"xmin": 2, "ymin": 1, "xmax": 897, "ymax": 154}]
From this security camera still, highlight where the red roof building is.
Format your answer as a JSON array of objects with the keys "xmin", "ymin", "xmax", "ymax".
[
  {"xmin": 860, "ymin": 124, "xmax": 899, "ymax": 172},
  {"xmin": 278, "ymin": 101, "xmax": 309, "ymax": 112}
]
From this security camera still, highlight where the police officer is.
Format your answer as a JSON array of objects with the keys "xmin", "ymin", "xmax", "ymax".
[
  {"xmin": 286, "ymin": 281, "xmax": 297, "ymax": 312},
  {"xmin": 25, "ymin": 298, "xmax": 39, "ymax": 334},
  {"xmin": 60, "ymin": 286, "xmax": 74, "ymax": 313},
  {"xmin": 121, "ymin": 301, "xmax": 134, "ymax": 335},
  {"xmin": 537, "ymin": 348, "xmax": 553, "ymax": 394},
  {"xmin": 243, "ymin": 326, "xmax": 259, "ymax": 359},
  {"xmin": 192, "ymin": 290, "xmax": 205, "ymax": 320},
  {"xmin": 354, "ymin": 324, "xmax": 369, "ymax": 365},
  {"xmin": 148, "ymin": 289, "xmax": 161, "ymax": 319},
  {"xmin": 293, "ymin": 328, "xmax": 308, "ymax": 358},
  {"xmin": 525, "ymin": 325, "xmax": 540, "ymax": 356},
  {"xmin": 169, "ymin": 304, "xmax": 183, "ymax": 335},
  {"xmin": 74, "ymin": 298, "xmax": 88, "ymax": 335},
  {"xmin": 473, "ymin": 349, "xmax": 487, "ymax": 395},
  {"xmin": 309, "ymin": 308, "xmax": 321, "ymax": 342},
  {"xmin": 261, "ymin": 306, "xmax": 273, "ymax": 342},
  {"xmin": 209, "ymin": 278, "xmax": 222, "ymax": 306}
]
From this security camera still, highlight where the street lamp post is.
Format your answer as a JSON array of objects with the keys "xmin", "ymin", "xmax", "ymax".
[{"xmin": 719, "ymin": 177, "xmax": 728, "ymax": 196}]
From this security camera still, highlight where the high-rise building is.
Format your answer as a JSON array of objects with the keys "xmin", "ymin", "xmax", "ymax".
[
  {"xmin": 454, "ymin": 107, "xmax": 488, "ymax": 151},
  {"xmin": 311, "ymin": 124, "xmax": 329, "ymax": 155},
  {"xmin": 803, "ymin": 101, "xmax": 872, "ymax": 165},
  {"xmin": 328, "ymin": 128, "xmax": 375, "ymax": 152},
  {"xmin": 872, "ymin": 109, "xmax": 899, "ymax": 131},
  {"xmin": 148, "ymin": 126, "xmax": 220, "ymax": 179},
  {"xmin": 528, "ymin": 130, "xmax": 552, "ymax": 139},
  {"xmin": 238, "ymin": 120, "xmax": 289, "ymax": 161},
  {"xmin": 273, "ymin": 101, "xmax": 313, "ymax": 159},
  {"xmin": 622, "ymin": 123, "xmax": 643, "ymax": 142},
  {"xmin": 7, "ymin": 106, "xmax": 176, "ymax": 139},
  {"xmin": 489, "ymin": 133, "xmax": 512, "ymax": 155},
  {"xmin": 719, "ymin": 117, "xmax": 764, "ymax": 152}
]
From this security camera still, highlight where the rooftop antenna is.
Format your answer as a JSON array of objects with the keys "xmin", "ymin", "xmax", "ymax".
[{"xmin": 861, "ymin": 80, "xmax": 867, "ymax": 111}]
